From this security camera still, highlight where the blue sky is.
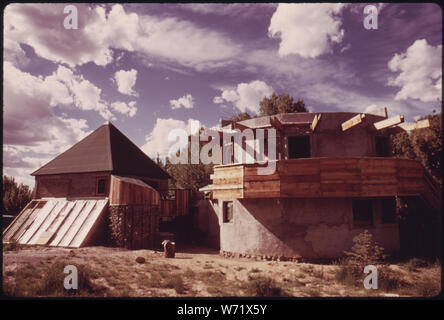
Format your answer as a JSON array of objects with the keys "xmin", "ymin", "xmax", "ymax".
[{"xmin": 3, "ymin": 3, "xmax": 442, "ymax": 187}]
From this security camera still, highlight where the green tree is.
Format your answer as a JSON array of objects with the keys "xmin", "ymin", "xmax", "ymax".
[
  {"xmin": 259, "ymin": 93, "xmax": 307, "ymax": 116},
  {"xmin": 229, "ymin": 112, "xmax": 252, "ymax": 122},
  {"xmin": 344, "ymin": 230, "xmax": 387, "ymax": 272},
  {"xmin": 391, "ymin": 111, "xmax": 442, "ymax": 185},
  {"xmin": 2, "ymin": 175, "xmax": 33, "ymax": 215},
  {"xmin": 161, "ymin": 145, "xmax": 213, "ymax": 191}
]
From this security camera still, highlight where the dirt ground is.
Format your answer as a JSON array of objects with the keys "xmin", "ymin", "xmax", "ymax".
[{"xmin": 2, "ymin": 244, "xmax": 442, "ymax": 298}]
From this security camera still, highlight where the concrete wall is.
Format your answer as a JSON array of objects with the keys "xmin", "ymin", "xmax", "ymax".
[
  {"xmin": 281, "ymin": 113, "xmax": 390, "ymax": 159},
  {"xmin": 211, "ymin": 197, "xmax": 399, "ymax": 260}
]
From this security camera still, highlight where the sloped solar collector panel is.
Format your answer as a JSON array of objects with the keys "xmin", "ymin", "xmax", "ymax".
[{"xmin": 3, "ymin": 199, "xmax": 108, "ymax": 248}]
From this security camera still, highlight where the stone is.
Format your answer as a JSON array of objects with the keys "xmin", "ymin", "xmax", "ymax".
[{"xmin": 136, "ymin": 256, "xmax": 145, "ymax": 264}]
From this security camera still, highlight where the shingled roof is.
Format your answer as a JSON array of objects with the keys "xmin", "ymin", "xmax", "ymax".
[{"xmin": 32, "ymin": 122, "xmax": 170, "ymax": 179}]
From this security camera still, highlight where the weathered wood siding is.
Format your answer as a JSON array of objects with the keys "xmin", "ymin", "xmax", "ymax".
[
  {"xmin": 211, "ymin": 158, "xmax": 438, "ymax": 203},
  {"xmin": 109, "ymin": 175, "xmax": 160, "ymax": 206},
  {"xmin": 159, "ymin": 189, "xmax": 193, "ymax": 217}
]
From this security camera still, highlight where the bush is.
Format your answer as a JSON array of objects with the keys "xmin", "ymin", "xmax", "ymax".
[
  {"xmin": 344, "ymin": 230, "xmax": 387, "ymax": 273},
  {"xmin": 247, "ymin": 276, "xmax": 284, "ymax": 297},
  {"xmin": 165, "ymin": 275, "xmax": 185, "ymax": 294}
]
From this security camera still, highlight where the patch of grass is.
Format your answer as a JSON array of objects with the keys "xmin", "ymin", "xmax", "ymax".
[
  {"xmin": 183, "ymin": 268, "xmax": 196, "ymax": 278},
  {"xmin": 304, "ymin": 287, "xmax": 321, "ymax": 297},
  {"xmin": 403, "ymin": 258, "xmax": 437, "ymax": 272},
  {"xmin": 165, "ymin": 274, "xmax": 185, "ymax": 294},
  {"xmin": 4, "ymin": 259, "xmax": 107, "ymax": 297},
  {"xmin": 312, "ymin": 267, "xmax": 324, "ymax": 280},
  {"xmin": 334, "ymin": 265, "xmax": 359, "ymax": 287},
  {"xmin": 378, "ymin": 266, "xmax": 410, "ymax": 292},
  {"xmin": 246, "ymin": 276, "xmax": 284, "ymax": 297},
  {"xmin": 414, "ymin": 277, "xmax": 441, "ymax": 297}
]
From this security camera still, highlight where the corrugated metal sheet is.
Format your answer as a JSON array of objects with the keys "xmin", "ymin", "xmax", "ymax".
[{"xmin": 2, "ymin": 199, "xmax": 108, "ymax": 248}]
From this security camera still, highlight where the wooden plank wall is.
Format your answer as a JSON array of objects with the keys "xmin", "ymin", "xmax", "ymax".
[
  {"xmin": 109, "ymin": 176, "xmax": 160, "ymax": 206},
  {"xmin": 211, "ymin": 158, "xmax": 428, "ymax": 199},
  {"xmin": 159, "ymin": 189, "xmax": 192, "ymax": 217},
  {"xmin": 211, "ymin": 165, "xmax": 244, "ymax": 199}
]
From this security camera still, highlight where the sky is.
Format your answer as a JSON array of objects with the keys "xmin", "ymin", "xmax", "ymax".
[{"xmin": 3, "ymin": 3, "xmax": 442, "ymax": 188}]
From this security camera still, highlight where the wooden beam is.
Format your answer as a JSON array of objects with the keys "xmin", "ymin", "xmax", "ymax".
[
  {"xmin": 270, "ymin": 116, "xmax": 284, "ymax": 132},
  {"xmin": 372, "ymin": 115, "xmax": 404, "ymax": 131},
  {"xmin": 341, "ymin": 114, "xmax": 365, "ymax": 131},
  {"xmin": 366, "ymin": 107, "xmax": 387, "ymax": 118},
  {"xmin": 398, "ymin": 119, "xmax": 430, "ymax": 131},
  {"xmin": 311, "ymin": 114, "xmax": 321, "ymax": 132}
]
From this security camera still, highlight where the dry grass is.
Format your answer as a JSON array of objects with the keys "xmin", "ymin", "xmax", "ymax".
[{"xmin": 2, "ymin": 246, "xmax": 441, "ymax": 297}]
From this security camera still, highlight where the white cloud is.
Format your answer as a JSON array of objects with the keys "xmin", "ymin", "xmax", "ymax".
[
  {"xmin": 141, "ymin": 118, "xmax": 201, "ymax": 158},
  {"xmin": 113, "ymin": 69, "xmax": 138, "ymax": 96},
  {"xmin": 4, "ymin": 4, "xmax": 113, "ymax": 67},
  {"xmin": 44, "ymin": 65, "xmax": 115, "ymax": 120},
  {"xmin": 170, "ymin": 94, "xmax": 195, "ymax": 110},
  {"xmin": 111, "ymin": 101, "xmax": 137, "ymax": 117},
  {"xmin": 268, "ymin": 3, "xmax": 346, "ymax": 58},
  {"xmin": 213, "ymin": 80, "xmax": 274, "ymax": 114},
  {"xmin": 3, "ymin": 61, "xmax": 93, "ymax": 185},
  {"xmin": 4, "ymin": 4, "xmax": 240, "ymax": 70},
  {"xmin": 388, "ymin": 39, "xmax": 442, "ymax": 102}
]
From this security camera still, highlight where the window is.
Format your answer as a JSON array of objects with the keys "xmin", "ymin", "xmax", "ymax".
[
  {"xmin": 223, "ymin": 201, "xmax": 234, "ymax": 223},
  {"xmin": 375, "ymin": 136, "xmax": 390, "ymax": 157},
  {"xmin": 96, "ymin": 177, "xmax": 107, "ymax": 196},
  {"xmin": 381, "ymin": 197, "xmax": 397, "ymax": 223},
  {"xmin": 352, "ymin": 199, "xmax": 373, "ymax": 227},
  {"xmin": 288, "ymin": 136, "xmax": 310, "ymax": 159}
]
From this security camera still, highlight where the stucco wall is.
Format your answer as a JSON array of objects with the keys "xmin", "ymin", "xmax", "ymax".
[
  {"xmin": 281, "ymin": 113, "xmax": 389, "ymax": 159},
  {"xmin": 211, "ymin": 197, "xmax": 399, "ymax": 260}
]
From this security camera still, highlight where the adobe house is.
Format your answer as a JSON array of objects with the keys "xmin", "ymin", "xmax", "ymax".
[
  {"xmin": 3, "ymin": 122, "xmax": 171, "ymax": 249},
  {"xmin": 199, "ymin": 110, "xmax": 441, "ymax": 260}
]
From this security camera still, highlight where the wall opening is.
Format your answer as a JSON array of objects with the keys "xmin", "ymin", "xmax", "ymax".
[
  {"xmin": 375, "ymin": 136, "xmax": 390, "ymax": 157},
  {"xmin": 288, "ymin": 136, "xmax": 310, "ymax": 159},
  {"xmin": 96, "ymin": 177, "xmax": 107, "ymax": 196},
  {"xmin": 223, "ymin": 201, "xmax": 233, "ymax": 223},
  {"xmin": 381, "ymin": 197, "xmax": 397, "ymax": 223},
  {"xmin": 352, "ymin": 199, "xmax": 373, "ymax": 227}
]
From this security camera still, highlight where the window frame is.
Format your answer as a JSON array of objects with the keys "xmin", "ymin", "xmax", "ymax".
[
  {"xmin": 95, "ymin": 176, "xmax": 108, "ymax": 196},
  {"xmin": 222, "ymin": 201, "xmax": 234, "ymax": 223}
]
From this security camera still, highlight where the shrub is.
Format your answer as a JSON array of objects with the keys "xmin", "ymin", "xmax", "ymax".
[
  {"xmin": 247, "ymin": 276, "xmax": 284, "ymax": 297},
  {"xmin": 344, "ymin": 230, "xmax": 387, "ymax": 273},
  {"xmin": 165, "ymin": 275, "xmax": 185, "ymax": 294}
]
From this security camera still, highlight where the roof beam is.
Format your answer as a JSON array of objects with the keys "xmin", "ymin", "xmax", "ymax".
[
  {"xmin": 270, "ymin": 116, "xmax": 284, "ymax": 132},
  {"xmin": 311, "ymin": 114, "xmax": 321, "ymax": 132},
  {"xmin": 398, "ymin": 119, "xmax": 430, "ymax": 131},
  {"xmin": 341, "ymin": 114, "xmax": 365, "ymax": 131},
  {"xmin": 372, "ymin": 115, "xmax": 404, "ymax": 131}
]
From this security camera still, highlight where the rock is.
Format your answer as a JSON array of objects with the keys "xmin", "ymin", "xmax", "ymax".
[{"xmin": 135, "ymin": 256, "xmax": 146, "ymax": 264}]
